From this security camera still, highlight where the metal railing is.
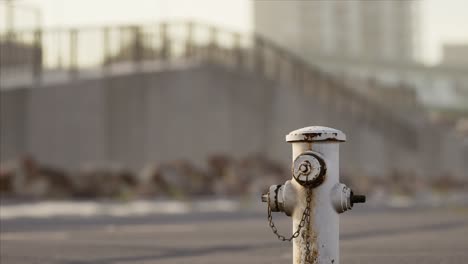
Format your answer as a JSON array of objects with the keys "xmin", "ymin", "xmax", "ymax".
[{"xmin": 0, "ymin": 21, "xmax": 419, "ymax": 149}]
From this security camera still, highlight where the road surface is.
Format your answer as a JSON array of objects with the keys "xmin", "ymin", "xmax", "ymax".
[{"xmin": 1, "ymin": 203, "xmax": 468, "ymax": 264}]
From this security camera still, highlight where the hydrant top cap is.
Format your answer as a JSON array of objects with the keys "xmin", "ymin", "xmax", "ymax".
[{"xmin": 286, "ymin": 126, "xmax": 346, "ymax": 142}]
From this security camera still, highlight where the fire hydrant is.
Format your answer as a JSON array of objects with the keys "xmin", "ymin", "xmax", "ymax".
[{"xmin": 262, "ymin": 126, "xmax": 365, "ymax": 264}]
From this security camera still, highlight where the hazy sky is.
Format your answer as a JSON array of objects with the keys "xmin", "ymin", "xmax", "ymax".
[{"xmin": 9, "ymin": 0, "xmax": 468, "ymax": 65}]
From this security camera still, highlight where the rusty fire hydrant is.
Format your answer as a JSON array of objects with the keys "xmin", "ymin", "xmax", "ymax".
[{"xmin": 262, "ymin": 126, "xmax": 365, "ymax": 264}]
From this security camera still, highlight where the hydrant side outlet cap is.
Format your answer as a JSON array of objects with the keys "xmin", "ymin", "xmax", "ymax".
[{"xmin": 286, "ymin": 126, "xmax": 346, "ymax": 142}]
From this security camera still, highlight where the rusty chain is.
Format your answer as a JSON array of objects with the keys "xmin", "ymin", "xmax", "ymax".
[
  {"xmin": 304, "ymin": 193, "xmax": 312, "ymax": 264},
  {"xmin": 267, "ymin": 187, "xmax": 313, "ymax": 263}
]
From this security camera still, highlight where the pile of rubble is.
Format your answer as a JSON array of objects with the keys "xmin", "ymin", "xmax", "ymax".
[
  {"xmin": 0, "ymin": 155, "xmax": 288, "ymax": 199},
  {"xmin": 1, "ymin": 155, "xmax": 466, "ymax": 200},
  {"xmin": 341, "ymin": 171, "xmax": 468, "ymax": 204}
]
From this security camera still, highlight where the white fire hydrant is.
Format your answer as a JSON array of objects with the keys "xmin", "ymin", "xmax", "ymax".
[{"xmin": 262, "ymin": 126, "xmax": 365, "ymax": 264}]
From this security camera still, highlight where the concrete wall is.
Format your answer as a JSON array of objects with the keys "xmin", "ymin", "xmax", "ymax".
[
  {"xmin": 1, "ymin": 64, "xmax": 467, "ymax": 179},
  {"xmin": 1, "ymin": 66, "xmax": 272, "ymax": 170},
  {"xmin": 26, "ymin": 79, "xmax": 107, "ymax": 169},
  {"xmin": 0, "ymin": 88, "xmax": 28, "ymax": 161}
]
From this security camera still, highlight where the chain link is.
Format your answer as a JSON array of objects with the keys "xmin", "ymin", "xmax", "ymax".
[{"xmin": 266, "ymin": 188, "xmax": 314, "ymax": 263}]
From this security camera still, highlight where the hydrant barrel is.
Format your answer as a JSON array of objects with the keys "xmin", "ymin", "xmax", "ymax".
[
  {"xmin": 286, "ymin": 126, "xmax": 346, "ymax": 264},
  {"xmin": 262, "ymin": 126, "xmax": 365, "ymax": 264}
]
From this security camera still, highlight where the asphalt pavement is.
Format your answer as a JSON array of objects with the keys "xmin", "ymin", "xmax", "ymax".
[{"xmin": 1, "ymin": 204, "xmax": 468, "ymax": 264}]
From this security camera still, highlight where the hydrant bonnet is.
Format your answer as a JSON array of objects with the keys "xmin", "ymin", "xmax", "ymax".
[{"xmin": 286, "ymin": 126, "xmax": 346, "ymax": 142}]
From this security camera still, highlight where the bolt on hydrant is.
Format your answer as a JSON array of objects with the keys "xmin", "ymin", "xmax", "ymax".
[{"xmin": 262, "ymin": 126, "xmax": 365, "ymax": 264}]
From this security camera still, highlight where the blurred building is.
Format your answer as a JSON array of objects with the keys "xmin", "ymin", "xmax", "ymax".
[
  {"xmin": 254, "ymin": 0, "xmax": 468, "ymax": 113},
  {"xmin": 254, "ymin": 0, "xmax": 418, "ymax": 62},
  {"xmin": 441, "ymin": 44, "xmax": 468, "ymax": 67},
  {"xmin": 1, "ymin": 1, "xmax": 467, "ymax": 182}
]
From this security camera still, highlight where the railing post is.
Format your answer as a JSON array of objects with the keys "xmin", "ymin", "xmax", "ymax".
[
  {"xmin": 209, "ymin": 26, "xmax": 218, "ymax": 63},
  {"xmin": 185, "ymin": 21, "xmax": 194, "ymax": 58},
  {"xmin": 5, "ymin": 0, "xmax": 14, "ymax": 41},
  {"xmin": 69, "ymin": 29, "xmax": 78, "ymax": 78},
  {"xmin": 32, "ymin": 29, "xmax": 42, "ymax": 84},
  {"xmin": 102, "ymin": 27, "xmax": 110, "ymax": 73},
  {"xmin": 254, "ymin": 36, "xmax": 264, "ymax": 76},
  {"xmin": 233, "ymin": 33, "xmax": 242, "ymax": 69},
  {"xmin": 160, "ymin": 23, "xmax": 169, "ymax": 61},
  {"xmin": 132, "ymin": 26, "xmax": 142, "ymax": 71},
  {"xmin": 118, "ymin": 26, "xmax": 126, "ymax": 63}
]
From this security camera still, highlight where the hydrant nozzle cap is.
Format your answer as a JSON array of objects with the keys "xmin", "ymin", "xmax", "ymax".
[{"xmin": 286, "ymin": 126, "xmax": 346, "ymax": 142}]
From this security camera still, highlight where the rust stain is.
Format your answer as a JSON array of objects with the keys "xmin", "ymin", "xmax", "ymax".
[
  {"xmin": 295, "ymin": 190, "xmax": 319, "ymax": 264},
  {"xmin": 309, "ymin": 191, "xmax": 319, "ymax": 264},
  {"xmin": 302, "ymin": 133, "xmax": 323, "ymax": 141},
  {"xmin": 297, "ymin": 132, "xmax": 344, "ymax": 142}
]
